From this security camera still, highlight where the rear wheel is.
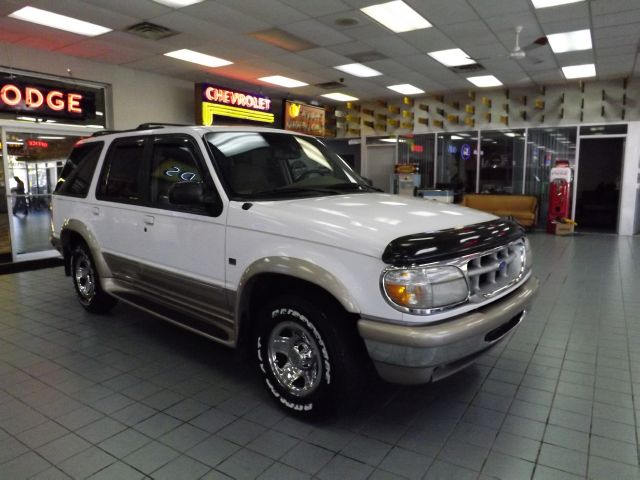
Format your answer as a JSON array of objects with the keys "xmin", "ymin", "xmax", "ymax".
[
  {"xmin": 71, "ymin": 244, "xmax": 117, "ymax": 313},
  {"xmin": 256, "ymin": 295, "xmax": 365, "ymax": 417}
]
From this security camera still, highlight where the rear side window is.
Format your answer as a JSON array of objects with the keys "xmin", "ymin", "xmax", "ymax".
[
  {"xmin": 97, "ymin": 137, "xmax": 148, "ymax": 203},
  {"xmin": 54, "ymin": 142, "xmax": 103, "ymax": 197}
]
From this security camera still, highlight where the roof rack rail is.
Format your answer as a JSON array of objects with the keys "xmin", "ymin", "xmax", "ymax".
[
  {"xmin": 90, "ymin": 130, "xmax": 121, "ymax": 137},
  {"xmin": 136, "ymin": 123, "xmax": 190, "ymax": 130}
]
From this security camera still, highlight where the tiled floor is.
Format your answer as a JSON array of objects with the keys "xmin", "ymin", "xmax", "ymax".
[{"xmin": 1, "ymin": 233, "xmax": 639, "ymax": 479}]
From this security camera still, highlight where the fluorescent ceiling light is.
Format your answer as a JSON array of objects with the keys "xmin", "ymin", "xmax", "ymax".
[
  {"xmin": 562, "ymin": 63, "xmax": 595, "ymax": 79},
  {"xmin": 152, "ymin": 0, "xmax": 206, "ymax": 6},
  {"xmin": 428, "ymin": 48, "xmax": 476, "ymax": 67},
  {"xmin": 259, "ymin": 75, "xmax": 308, "ymax": 88},
  {"xmin": 360, "ymin": 1, "xmax": 431, "ymax": 33},
  {"xmin": 334, "ymin": 63, "xmax": 382, "ymax": 78},
  {"xmin": 504, "ymin": 132, "xmax": 517, "ymax": 137},
  {"xmin": 466, "ymin": 75, "xmax": 503, "ymax": 87},
  {"xmin": 9, "ymin": 6, "xmax": 111, "ymax": 37},
  {"xmin": 450, "ymin": 135, "xmax": 464, "ymax": 140},
  {"xmin": 321, "ymin": 93, "xmax": 359, "ymax": 102},
  {"xmin": 531, "ymin": 0, "xmax": 583, "ymax": 8},
  {"xmin": 38, "ymin": 136, "xmax": 65, "ymax": 140},
  {"xmin": 380, "ymin": 138, "xmax": 398, "ymax": 143},
  {"xmin": 164, "ymin": 49, "xmax": 232, "ymax": 68},
  {"xmin": 547, "ymin": 29, "xmax": 592, "ymax": 53},
  {"xmin": 387, "ymin": 84, "xmax": 424, "ymax": 95}
]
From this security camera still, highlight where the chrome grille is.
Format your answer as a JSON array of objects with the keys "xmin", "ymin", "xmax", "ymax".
[{"xmin": 465, "ymin": 240, "xmax": 525, "ymax": 297}]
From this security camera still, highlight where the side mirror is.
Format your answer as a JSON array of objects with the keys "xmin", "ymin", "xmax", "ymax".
[
  {"xmin": 168, "ymin": 181, "xmax": 224, "ymax": 216},
  {"xmin": 169, "ymin": 181, "xmax": 204, "ymax": 204}
]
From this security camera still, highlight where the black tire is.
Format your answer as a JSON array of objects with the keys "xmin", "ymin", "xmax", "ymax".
[
  {"xmin": 71, "ymin": 243, "xmax": 117, "ymax": 314},
  {"xmin": 256, "ymin": 295, "xmax": 366, "ymax": 417}
]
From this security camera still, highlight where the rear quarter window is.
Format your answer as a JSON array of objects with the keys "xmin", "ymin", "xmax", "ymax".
[
  {"xmin": 54, "ymin": 141, "xmax": 104, "ymax": 197},
  {"xmin": 96, "ymin": 137, "xmax": 148, "ymax": 204}
]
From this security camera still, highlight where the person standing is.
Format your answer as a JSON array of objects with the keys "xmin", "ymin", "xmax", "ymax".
[{"xmin": 12, "ymin": 176, "xmax": 28, "ymax": 216}]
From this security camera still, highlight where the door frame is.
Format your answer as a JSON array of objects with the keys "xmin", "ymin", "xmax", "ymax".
[
  {"xmin": 1, "ymin": 121, "xmax": 104, "ymax": 262},
  {"xmin": 572, "ymin": 133, "xmax": 628, "ymax": 233}
]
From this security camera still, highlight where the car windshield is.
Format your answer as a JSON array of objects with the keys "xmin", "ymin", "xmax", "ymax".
[{"xmin": 204, "ymin": 131, "xmax": 374, "ymax": 199}]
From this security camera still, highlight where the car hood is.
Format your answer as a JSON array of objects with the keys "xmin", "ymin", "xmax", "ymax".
[{"xmin": 227, "ymin": 193, "xmax": 497, "ymax": 259}]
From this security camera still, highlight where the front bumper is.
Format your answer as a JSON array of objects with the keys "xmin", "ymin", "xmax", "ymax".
[{"xmin": 358, "ymin": 276, "xmax": 539, "ymax": 384}]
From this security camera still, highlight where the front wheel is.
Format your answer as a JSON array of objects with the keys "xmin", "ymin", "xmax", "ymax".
[
  {"xmin": 256, "ymin": 295, "xmax": 365, "ymax": 417},
  {"xmin": 71, "ymin": 244, "xmax": 117, "ymax": 313}
]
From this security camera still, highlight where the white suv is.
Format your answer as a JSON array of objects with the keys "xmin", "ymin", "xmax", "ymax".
[{"xmin": 51, "ymin": 124, "xmax": 538, "ymax": 416}]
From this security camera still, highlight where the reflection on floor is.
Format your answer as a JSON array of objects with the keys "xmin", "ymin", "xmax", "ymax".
[{"xmin": 11, "ymin": 210, "xmax": 52, "ymax": 254}]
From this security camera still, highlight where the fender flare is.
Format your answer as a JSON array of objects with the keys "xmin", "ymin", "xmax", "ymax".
[
  {"xmin": 234, "ymin": 256, "xmax": 361, "ymax": 327},
  {"xmin": 60, "ymin": 219, "xmax": 112, "ymax": 279}
]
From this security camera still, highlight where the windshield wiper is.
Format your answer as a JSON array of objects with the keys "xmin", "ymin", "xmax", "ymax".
[
  {"xmin": 327, "ymin": 182, "xmax": 383, "ymax": 192},
  {"xmin": 247, "ymin": 186, "xmax": 344, "ymax": 198}
]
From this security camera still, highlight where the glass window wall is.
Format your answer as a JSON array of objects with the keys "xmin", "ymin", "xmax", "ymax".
[
  {"xmin": 525, "ymin": 127, "xmax": 577, "ymax": 228},
  {"xmin": 478, "ymin": 129, "xmax": 526, "ymax": 194},
  {"xmin": 397, "ymin": 133, "xmax": 435, "ymax": 189},
  {"xmin": 436, "ymin": 132, "xmax": 478, "ymax": 201},
  {"xmin": 4, "ymin": 131, "xmax": 84, "ymax": 257}
]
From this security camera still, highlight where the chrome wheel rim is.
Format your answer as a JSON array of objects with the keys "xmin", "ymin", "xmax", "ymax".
[
  {"xmin": 267, "ymin": 321, "xmax": 322, "ymax": 397},
  {"xmin": 74, "ymin": 252, "xmax": 95, "ymax": 301}
]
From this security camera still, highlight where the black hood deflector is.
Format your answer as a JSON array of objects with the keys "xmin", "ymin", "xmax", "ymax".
[{"xmin": 382, "ymin": 218, "xmax": 524, "ymax": 266}]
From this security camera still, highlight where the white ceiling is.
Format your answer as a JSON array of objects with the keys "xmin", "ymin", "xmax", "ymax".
[{"xmin": 0, "ymin": 0, "xmax": 638, "ymax": 102}]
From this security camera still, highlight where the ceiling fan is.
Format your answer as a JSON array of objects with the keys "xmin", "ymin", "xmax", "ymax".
[
  {"xmin": 506, "ymin": 25, "xmax": 548, "ymax": 63},
  {"xmin": 475, "ymin": 26, "xmax": 548, "ymax": 65}
]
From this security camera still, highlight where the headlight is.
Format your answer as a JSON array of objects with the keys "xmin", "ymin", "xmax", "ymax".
[{"xmin": 382, "ymin": 266, "xmax": 469, "ymax": 312}]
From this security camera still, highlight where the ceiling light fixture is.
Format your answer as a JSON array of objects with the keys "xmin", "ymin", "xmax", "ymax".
[
  {"xmin": 321, "ymin": 93, "xmax": 359, "ymax": 102},
  {"xmin": 547, "ymin": 29, "xmax": 592, "ymax": 53},
  {"xmin": 259, "ymin": 76, "xmax": 308, "ymax": 88},
  {"xmin": 466, "ymin": 75, "xmax": 503, "ymax": 87},
  {"xmin": 152, "ymin": 0, "xmax": 206, "ymax": 7},
  {"xmin": 531, "ymin": 0, "xmax": 584, "ymax": 8},
  {"xmin": 164, "ymin": 49, "xmax": 232, "ymax": 68},
  {"xmin": 387, "ymin": 84, "xmax": 425, "ymax": 95},
  {"xmin": 562, "ymin": 63, "xmax": 595, "ymax": 79},
  {"xmin": 360, "ymin": 1, "xmax": 431, "ymax": 33},
  {"xmin": 428, "ymin": 48, "xmax": 476, "ymax": 67},
  {"xmin": 9, "ymin": 6, "xmax": 112, "ymax": 37},
  {"xmin": 334, "ymin": 63, "xmax": 382, "ymax": 78}
]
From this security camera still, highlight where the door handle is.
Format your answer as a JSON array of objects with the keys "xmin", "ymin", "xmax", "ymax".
[
  {"xmin": 92, "ymin": 207, "xmax": 100, "ymax": 216},
  {"xmin": 144, "ymin": 215, "xmax": 155, "ymax": 226}
]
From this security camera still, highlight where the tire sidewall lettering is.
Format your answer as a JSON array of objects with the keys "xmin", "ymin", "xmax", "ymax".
[{"xmin": 257, "ymin": 305, "xmax": 332, "ymax": 412}]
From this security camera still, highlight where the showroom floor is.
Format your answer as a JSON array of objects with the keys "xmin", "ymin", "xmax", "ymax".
[{"xmin": 0, "ymin": 233, "xmax": 639, "ymax": 480}]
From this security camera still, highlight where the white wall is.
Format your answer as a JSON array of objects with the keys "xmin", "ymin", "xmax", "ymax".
[
  {"xmin": 616, "ymin": 122, "xmax": 639, "ymax": 235},
  {"xmin": 1, "ymin": 43, "xmax": 194, "ymax": 129},
  {"xmin": 623, "ymin": 122, "xmax": 640, "ymax": 235}
]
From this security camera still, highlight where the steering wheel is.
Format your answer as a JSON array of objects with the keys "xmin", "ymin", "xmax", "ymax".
[{"xmin": 294, "ymin": 169, "xmax": 330, "ymax": 182}]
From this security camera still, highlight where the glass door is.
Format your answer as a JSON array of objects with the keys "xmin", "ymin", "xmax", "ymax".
[
  {"xmin": 4, "ymin": 130, "xmax": 84, "ymax": 260},
  {"xmin": 0, "ymin": 135, "xmax": 10, "ymax": 262}
]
